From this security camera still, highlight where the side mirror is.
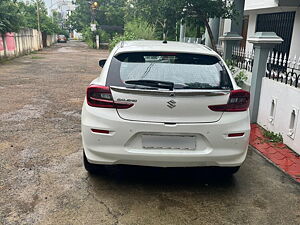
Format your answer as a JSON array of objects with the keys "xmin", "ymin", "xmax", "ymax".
[{"xmin": 99, "ymin": 59, "xmax": 107, "ymax": 68}]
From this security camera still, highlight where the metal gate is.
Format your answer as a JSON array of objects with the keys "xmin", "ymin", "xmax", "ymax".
[{"xmin": 256, "ymin": 11, "xmax": 296, "ymax": 56}]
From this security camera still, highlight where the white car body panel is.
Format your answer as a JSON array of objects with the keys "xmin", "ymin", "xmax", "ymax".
[
  {"xmin": 111, "ymin": 87, "xmax": 229, "ymax": 123},
  {"xmin": 82, "ymin": 40, "xmax": 250, "ymax": 168}
]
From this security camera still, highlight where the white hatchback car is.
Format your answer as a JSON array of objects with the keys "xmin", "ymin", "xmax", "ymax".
[{"xmin": 81, "ymin": 40, "xmax": 250, "ymax": 174}]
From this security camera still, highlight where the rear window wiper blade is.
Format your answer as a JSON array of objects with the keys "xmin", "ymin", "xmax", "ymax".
[{"xmin": 125, "ymin": 80, "xmax": 174, "ymax": 91}]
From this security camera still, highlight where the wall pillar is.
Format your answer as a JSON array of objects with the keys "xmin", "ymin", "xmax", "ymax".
[
  {"xmin": 219, "ymin": 32, "xmax": 243, "ymax": 60},
  {"xmin": 179, "ymin": 18, "xmax": 186, "ymax": 42},
  {"xmin": 248, "ymin": 32, "xmax": 283, "ymax": 123},
  {"xmin": 96, "ymin": 35, "xmax": 100, "ymax": 49},
  {"xmin": 1, "ymin": 34, "xmax": 7, "ymax": 57}
]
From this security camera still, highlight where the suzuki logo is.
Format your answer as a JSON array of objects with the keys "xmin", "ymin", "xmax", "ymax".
[{"xmin": 167, "ymin": 100, "xmax": 176, "ymax": 109}]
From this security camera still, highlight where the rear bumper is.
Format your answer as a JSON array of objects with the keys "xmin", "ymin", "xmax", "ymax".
[
  {"xmin": 84, "ymin": 147, "xmax": 248, "ymax": 167},
  {"xmin": 81, "ymin": 102, "xmax": 250, "ymax": 167}
]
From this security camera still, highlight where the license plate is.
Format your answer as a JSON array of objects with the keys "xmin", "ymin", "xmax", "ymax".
[{"xmin": 142, "ymin": 135, "xmax": 196, "ymax": 150}]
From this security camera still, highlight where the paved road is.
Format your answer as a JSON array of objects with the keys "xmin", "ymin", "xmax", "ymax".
[{"xmin": 0, "ymin": 41, "xmax": 299, "ymax": 225}]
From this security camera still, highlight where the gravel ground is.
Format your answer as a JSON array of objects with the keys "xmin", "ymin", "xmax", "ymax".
[{"xmin": 0, "ymin": 41, "xmax": 299, "ymax": 225}]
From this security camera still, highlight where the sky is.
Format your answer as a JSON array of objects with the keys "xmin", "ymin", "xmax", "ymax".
[
  {"xmin": 19, "ymin": 0, "xmax": 74, "ymax": 15},
  {"xmin": 44, "ymin": 0, "xmax": 73, "ymax": 14},
  {"xmin": 20, "ymin": 0, "xmax": 74, "ymax": 9},
  {"xmin": 19, "ymin": 0, "xmax": 55, "ymax": 10},
  {"xmin": 44, "ymin": 0, "xmax": 51, "ymax": 9},
  {"xmin": 45, "ymin": 0, "xmax": 60, "ymax": 10}
]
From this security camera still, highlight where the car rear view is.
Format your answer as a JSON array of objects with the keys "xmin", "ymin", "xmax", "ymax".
[
  {"xmin": 81, "ymin": 41, "xmax": 250, "ymax": 174},
  {"xmin": 57, "ymin": 35, "xmax": 67, "ymax": 43}
]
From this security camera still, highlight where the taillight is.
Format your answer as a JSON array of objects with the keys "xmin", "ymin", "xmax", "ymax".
[
  {"xmin": 208, "ymin": 90, "xmax": 250, "ymax": 112},
  {"xmin": 87, "ymin": 85, "xmax": 133, "ymax": 109}
]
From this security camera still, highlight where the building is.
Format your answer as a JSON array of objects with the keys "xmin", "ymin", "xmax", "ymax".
[
  {"xmin": 217, "ymin": 0, "xmax": 300, "ymax": 58},
  {"xmin": 212, "ymin": 0, "xmax": 300, "ymax": 155}
]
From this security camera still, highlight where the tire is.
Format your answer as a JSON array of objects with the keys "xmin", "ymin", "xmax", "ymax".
[
  {"xmin": 222, "ymin": 166, "xmax": 240, "ymax": 175},
  {"xmin": 83, "ymin": 150, "xmax": 104, "ymax": 174}
]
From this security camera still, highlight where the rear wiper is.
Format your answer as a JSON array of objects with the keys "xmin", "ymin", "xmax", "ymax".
[{"xmin": 125, "ymin": 80, "xmax": 174, "ymax": 91}]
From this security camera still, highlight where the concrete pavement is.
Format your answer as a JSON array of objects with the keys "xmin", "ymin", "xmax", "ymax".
[{"xmin": 0, "ymin": 41, "xmax": 299, "ymax": 225}]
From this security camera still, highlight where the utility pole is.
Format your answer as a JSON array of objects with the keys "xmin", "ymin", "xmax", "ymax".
[
  {"xmin": 36, "ymin": 0, "xmax": 41, "ymax": 31},
  {"xmin": 51, "ymin": 0, "xmax": 54, "ymax": 23},
  {"xmin": 90, "ymin": 1, "xmax": 99, "ymax": 48},
  {"xmin": 179, "ymin": 18, "xmax": 186, "ymax": 42}
]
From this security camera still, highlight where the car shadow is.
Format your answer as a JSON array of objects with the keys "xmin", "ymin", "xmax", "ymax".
[{"xmin": 88, "ymin": 166, "xmax": 238, "ymax": 190}]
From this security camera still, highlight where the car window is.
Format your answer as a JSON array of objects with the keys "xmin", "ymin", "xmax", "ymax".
[{"xmin": 106, "ymin": 52, "xmax": 232, "ymax": 90}]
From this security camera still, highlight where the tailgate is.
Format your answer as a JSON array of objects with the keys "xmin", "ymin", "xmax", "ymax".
[{"xmin": 111, "ymin": 87, "xmax": 229, "ymax": 123}]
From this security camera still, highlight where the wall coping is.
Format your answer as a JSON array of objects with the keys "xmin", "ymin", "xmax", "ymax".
[{"xmin": 248, "ymin": 32, "xmax": 283, "ymax": 45}]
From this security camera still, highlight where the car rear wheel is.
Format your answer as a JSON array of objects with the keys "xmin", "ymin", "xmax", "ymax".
[{"xmin": 83, "ymin": 150, "xmax": 104, "ymax": 174}]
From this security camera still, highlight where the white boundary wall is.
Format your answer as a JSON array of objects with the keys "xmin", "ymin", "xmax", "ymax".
[
  {"xmin": 14, "ymin": 29, "xmax": 43, "ymax": 55},
  {"xmin": 0, "ymin": 29, "xmax": 57, "ymax": 60},
  {"xmin": 257, "ymin": 78, "xmax": 300, "ymax": 154},
  {"xmin": 46, "ymin": 34, "xmax": 57, "ymax": 47}
]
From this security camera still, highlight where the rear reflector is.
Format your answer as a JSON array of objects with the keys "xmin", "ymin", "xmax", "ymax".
[
  {"xmin": 208, "ymin": 89, "xmax": 250, "ymax": 112},
  {"xmin": 228, "ymin": 133, "xmax": 245, "ymax": 137},
  {"xmin": 87, "ymin": 85, "xmax": 134, "ymax": 109},
  {"xmin": 91, "ymin": 129, "xmax": 110, "ymax": 134}
]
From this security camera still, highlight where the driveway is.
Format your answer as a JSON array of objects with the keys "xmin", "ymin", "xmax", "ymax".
[{"xmin": 0, "ymin": 41, "xmax": 299, "ymax": 225}]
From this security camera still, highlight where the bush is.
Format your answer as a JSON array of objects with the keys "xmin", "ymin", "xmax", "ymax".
[
  {"xmin": 225, "ymin": 60, "xmax": 248, "ymax": 86},
  {"xmin": 109, "ymin": 20, "xmax": 157, "ymax": 51},
  {"xmin": 234, "ymin": 70, "xmax": 248, "ymax": 86},
  {"xmin": 125, "ymin": 20, "xmax": 156, "ymax": 40},
  {"xmin": 99, "ymin": 30, "xmax": 110, "ymax": 43},
  {"xmin": 109, "ymin": 32, "xmax": 136, "ymax": 51},
  {"xmin": 82, "ymin": 27, "xmax": 111, "ymax": 48},
  {"xmin": 82, "ymin": 27, "xmax": 95, "ymax": 48}
]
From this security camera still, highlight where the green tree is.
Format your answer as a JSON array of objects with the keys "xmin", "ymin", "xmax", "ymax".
[
  {"xmin": 126, "ymin": 0, "xmax": 184, "ymax": 40},
  {"xmin": 0, "ymin": 0, "xmax": 22, "ymax": 33},
  {"xmin": 128, "ymin": 0, "xmax": 236, "ymax": 50},
  {"xmin": 18, "ymin": 0, "xmax": 64, "ymax": 34},
  {"xmin": 67, "ymin": 0, "xmax": 92, "ymax": 32},
  {"xmin": 67, "ymin": 0, "xmax": 236, "ymax": 50},
  {"xmin": 182, "ymin": 0, "xmax": 236, "ymax": 51},
  {"xmin": 68, "ymin": 0, "xmax": 126, "ymax": 33}
]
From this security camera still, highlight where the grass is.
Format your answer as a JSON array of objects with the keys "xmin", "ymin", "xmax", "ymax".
[
  {"xmin": 0, "ymin": 58, "xmax": 12, "ymax": 64},
  {"xmin": 263, "ymin": 130, "xmax": 283, "ymax": 143},
  {"xmin": 31, "ymin": 56, "xmax": 44, "ymax": 59},
  {"xmin": 0, "ymin": 50, "xmax": 42, "ymax": 63}
]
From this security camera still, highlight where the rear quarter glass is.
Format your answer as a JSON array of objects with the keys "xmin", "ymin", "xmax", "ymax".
[{"xmin": 106, "ymin": 52, "xmax": 233, "ymax": 90}]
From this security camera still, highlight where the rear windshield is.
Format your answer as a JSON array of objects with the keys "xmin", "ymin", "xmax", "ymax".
[{"xmin": 106, "ymin": 52, "xmax": 232, "ymax": 90}]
